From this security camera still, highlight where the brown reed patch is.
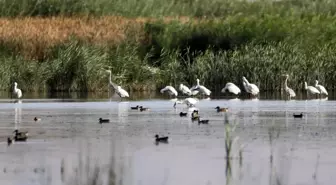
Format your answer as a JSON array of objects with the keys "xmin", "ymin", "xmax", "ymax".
[{"xmin": 0, "ymin": 16, "xmax": 196, "ymax": 60}]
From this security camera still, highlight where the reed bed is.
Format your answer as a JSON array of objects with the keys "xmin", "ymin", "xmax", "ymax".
[{"xmin": 1, "ymin": 0, "xmax": 336, "ymax": 92}]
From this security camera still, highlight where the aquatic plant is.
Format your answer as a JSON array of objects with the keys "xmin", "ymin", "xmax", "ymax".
[{"xmin": 2, "ymin": 0, "xmax": 336, "ymax": 92}]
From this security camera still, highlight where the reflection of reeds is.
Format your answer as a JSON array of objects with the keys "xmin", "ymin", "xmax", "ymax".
[
  {"xmin": 224, "ymin": 112, "xmax": 246, "ymax": 185},
  {"xmin": 268, "ymin": 124, "xmax": 280, "ymax": 164},
  {"xmin": 64, "ymin": 140, "xmax": 125, "ymax": 185}
]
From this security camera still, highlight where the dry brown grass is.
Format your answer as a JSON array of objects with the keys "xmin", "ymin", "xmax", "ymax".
[{"xmin": 0, "ymin": 16, "xmax": 194, "ymax": 60}]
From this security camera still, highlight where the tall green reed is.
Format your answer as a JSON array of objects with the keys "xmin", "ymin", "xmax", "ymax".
[{"xmin": 3, "ymin": 0, "xmax": 336, "ymax": 18}]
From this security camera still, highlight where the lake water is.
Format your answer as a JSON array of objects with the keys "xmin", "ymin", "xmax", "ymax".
[{"xmin": 0, "ymin": 91, "xmax": 335, "ymax": 185}]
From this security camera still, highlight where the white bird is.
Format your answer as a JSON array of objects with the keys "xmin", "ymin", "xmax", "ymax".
[
  {"xmin": 242, "ymin": 76, "xmax": 259, "ymax": 96},
  {"xmin": 179, "ymin": 84, "xmax": 198, "ymax": 96},
  {"xmin": 116, "ymin": 86, "xmax": 129, "ymax": 98},
  {"xmin": 282, "ymin": 74, "xmax": 296, "ymax": 99},
  {"xmin": 221, "ymin": 82, "xmax": 241, "ymax": 95},
  {"xmin": 105, "ymin": 70, "xmax": 129, "ymax": 99},
  {"xmin": 193, "ymin": 79, "xmax": 211, "ymax": 96},
  {"xmin": 173, "ymin": 97, "xmax": 198, "ymax": 108},
  {"xmin": 304, "ymin": 82, "xmax": 320, "ymax": 95},
  {"xmin": 315, "ymin": 80, "xmax": 328, "ymax": 96},
  {"xmin": 179, "ymin": 84, "xmax": 192, "ymax": 95},
  {"xmin": 13, "ymin": 82, "xmax": 22, "ymax": 99},
  {"xmin": 160, "ymin": 86, "xmax": 178, "ymax": 97}
]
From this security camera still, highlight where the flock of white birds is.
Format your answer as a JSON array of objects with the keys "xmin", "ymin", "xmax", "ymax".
[{"xmin": 10, "ymin": 72, "xmax": 328, "ymax": 103}]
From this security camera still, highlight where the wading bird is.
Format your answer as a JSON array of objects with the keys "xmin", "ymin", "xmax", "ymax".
[
  {"xmin": 304, "ymin": 82, "xmax": 320, "ymax": 98},
  {"xmin": 242, "ymin": 76, "xmax": 259, "ymax": 97},
  {"xmin": 179, "ymin": 84, "xmax": 198, "ymax": 96},
  {"xmin": 282, "ymin": 74, "xmax": 296, "ymax": 99},
  {"xmin": 315, "ymin": 80, "xmax": 328, "ymax": 97},
  {"xmin": 13, "ymin": 82, "xmax": 22, "ymax": 99},
  {"xmin": 160, "ymin": 85, "xmax": 178, "ymax": 97},
  {"xmin": 192, "ymin": 79, "xmax": 211, "ymax": 96},
  {"xmin": 179, "ymin": 84, "xmax": 192, "ymax": 96},
  {"xmin": 173, "ymin": 97, "xmax": 198, "ymax": 108},
  {"xmin": 221, "ymin": 82, "xmax": 241, "ymax": 95},
  {"xmin": 105, "ymin": 70, "xmax": 129, "ymax": 99}
]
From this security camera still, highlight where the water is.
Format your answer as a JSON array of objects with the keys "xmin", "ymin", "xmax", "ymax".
[{"xmin": 0, "ymin": 92, "xmax": 336, "ymax": 185}]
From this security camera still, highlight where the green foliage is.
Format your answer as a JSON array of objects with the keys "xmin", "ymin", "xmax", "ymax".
[
  {"xmin": 2, "ymin": 0, "xmax": 336, "ymax": 18},
  {"xmin": 2, "ymin": 0, "xmax": 336, "ymax": 92},
  {"xmin": 0, "ymin": 39, "xmax": 158, "ymax": 92}
]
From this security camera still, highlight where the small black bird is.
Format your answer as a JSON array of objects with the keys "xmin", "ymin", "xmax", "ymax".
[
  {"xmin": 139, "ymin": 106, "xmax": 150, "ymax": 111},
  {"xmin": 131, "ymin": 105, "xmax": 140, "ymax": 110},
  {"xmin": 179, "ymin": 112, "xmax": 187, "ymax": 117},
  {"xmin": 34, "ymin": 117, "xmax": 41, "ymax": 122},
  {"xmin": 293, "ymin": 113, "xmax": 303, "ymax": 118},
  {"xmin": 99, "ymin": 118, "xmax": 110, "ymax": 123},
  {"xmin": 7, "ymin": 137, "xmax": 12, "ymax": 146},
  {"xmin": 155, "ymin": 134, "xmax": 169, "ymax": 143},
  {"xmin": 13, "ymin": 130, "xmax": 28, "ymax": 141},
  {"xmin": 198, "ymin": 117, "xmax": 209, "ymax": 125}
]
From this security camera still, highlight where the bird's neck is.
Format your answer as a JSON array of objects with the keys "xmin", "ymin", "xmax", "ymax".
[
  {"xmin": 284, "ymin": 77, "xmax": 288, "ymax": 88},
  {"xmin": 243, "ymin": 78, "xmax": 250, "ymax": 85},
  {"xmin": 109, "ymin": 73, "xmax": 112, "ymax": 83}
]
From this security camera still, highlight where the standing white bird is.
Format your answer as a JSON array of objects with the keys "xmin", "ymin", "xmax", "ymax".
[
  {"xmin": 160, "ymin": 85, "xmax": 178, "ymax": 97},
  {"xmin": 116, "ymin": 86, "xmax": 129, "ymax": 98},
  {"xmin": 105, "ymin": 70, "xmax": 129, "ymax": 99},
  {"xmin": 179, "ymin": 84, "xmax": 199, "ymax": 96},
  {"xmin": 221, "ymin": 82, "xmax": 241, "ymax": 95},
  {"xmin": 173, "ymin": 97, "xmax": 198, "ymax": 108},
  {"xmin": 242, "ymin": 76, "xmax": 259, "ymax": 96},
  {"xmin": 193, "ymin": 79, "xmax": 211, "ymax": 96},
  {"xmin": 315, "ymin": 80, "xmax": 328, "ymax": 96},
  {"xmin": 179, "ymin": 84, "xmax": 192, "ymax": 95},
  {"xmin": 13, "ymin": 82, "xmax": 22, "ymax": 99},
  {"xmin": 282, "ymin": 74, "xmax": 296, "ymax": 99},
  {"xmin": 304, "ymin": 82, "xmax": 320, "ymax": 98}
]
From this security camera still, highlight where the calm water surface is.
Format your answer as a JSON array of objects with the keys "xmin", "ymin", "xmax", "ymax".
[{"xmin": 0, "ymin": 92, "xmax": 335, "ymax": 185}]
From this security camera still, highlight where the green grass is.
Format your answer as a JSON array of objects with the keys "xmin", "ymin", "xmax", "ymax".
[
  {"xmin": 2, "ymin": 0, "xmax": 336, "ymax": 18},
  {"xmin": 2, "ymin": 0, "xmax": 336, "ymax": 92}
]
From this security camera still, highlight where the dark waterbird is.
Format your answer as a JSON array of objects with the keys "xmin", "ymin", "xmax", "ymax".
[
  {"xmin": 99, "ymin": 118, "xmax": 110, "ymax": 123},
  {"xmin": 7, "ymin": 137, "xmax": 12, "ymax": 146},
  {"xmin": 34, "ymin": 117, "xmax": 41, "ymax": 122},
  {"xmin": 155, "ymin": 134, "xmax": 169, "ymax": 143},
  {"xmin": 139, "ymin": 106, "xmax": 150, "ymax": 111},
  {"xmin": 191, "ymin": 110, "xmax": 199, "ymax": 121},
  {"xmin": 198, "ymin": 117, "xmax": 209, "ymax": 125},
  {"xmin": 293, "ymin": 113, "xmax": 303, "ymax": 118},
  {"xmin": 179, "ymin": 112, "xmax": 187, "ymax": 117},
  {"xmin": 131, "ymin": 105, "xmax": 140, "ymax": 110},
  {"xmin": 215, "ymin": 106, "xmax": 228, "ymax": 112},
  {"xmin": 13, "ymin": 129, "xmax": 28, "ymax": 141}
]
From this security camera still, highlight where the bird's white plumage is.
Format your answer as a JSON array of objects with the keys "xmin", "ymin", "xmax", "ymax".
[
  {"xmin": 117, "ymin": 86, "xmax": 129, "ymax": 97},
  {"xmin": 221, "ymin": 82, "xmax": 241, "ymax": 95},
  {"xmin": 179, "ymin": 84, "xmax": 192, "ymax": 95},
  {"xmin": 193, "ymin": 79, "xmax": 211, "ymax": 96},
  {"xmin": 14, "ymin": 82, "xmax": 22, "ymax": 99},
  {"xmin": 160, "ymin": 86, "xmax": 178, "ymax": 96},
  {"xmin": 305, "ymin": 82, "xmax": 320, "ymax": 94},
  {"xmin": 173, "ymin": 97, "xmax": 199, "ymax": 108},
  {"xmin": 105, "ymin": 70, "xmax": 129, "ymax": 98},
  {"xmin": 283, "ymin": 74, "xmax": 296, "ymax": 98},
  {"xmin": 315, "ymin": 80, "xmax": 328, "ymax": 95},
  {"xmin": 242, "ymin": 77, "xmax": 259, "ymax": 95}
]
